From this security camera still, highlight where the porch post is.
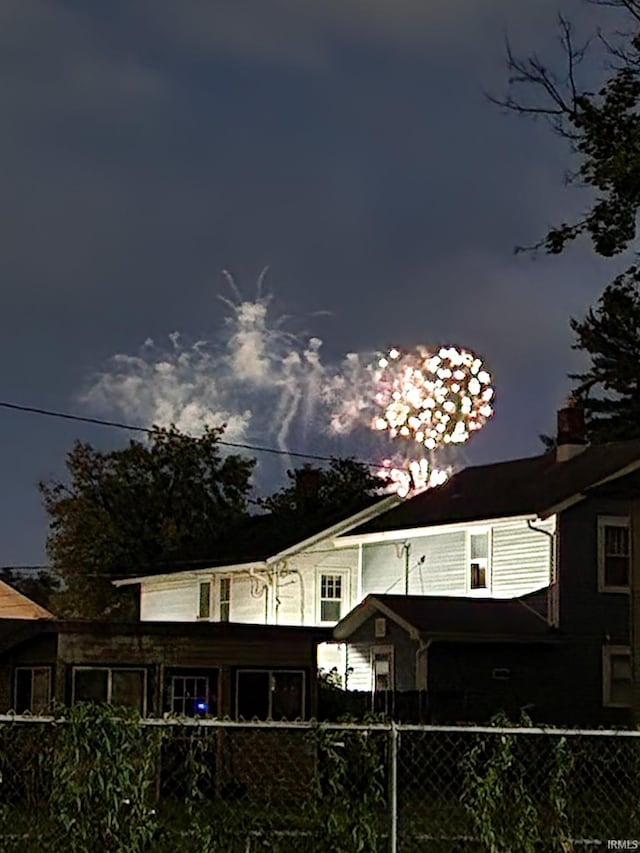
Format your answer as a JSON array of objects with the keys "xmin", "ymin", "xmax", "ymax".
[{"xmin": 389, "ymin": 721, "xmax": 398, "ymax": 853}]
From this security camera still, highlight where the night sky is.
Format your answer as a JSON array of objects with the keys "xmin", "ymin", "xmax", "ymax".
[{"xmin": 1, "ymin": 0, "xmax": 633, "ymax": 566}]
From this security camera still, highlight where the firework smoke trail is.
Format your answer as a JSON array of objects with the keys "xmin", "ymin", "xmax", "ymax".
[{"xmin": 81, "ymin": 277, "xmax": 494, "ymax": 495}]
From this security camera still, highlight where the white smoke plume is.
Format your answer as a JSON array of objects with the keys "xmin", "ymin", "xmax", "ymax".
[{"xmin": 82, "ymin": 274, "xmax": 494, "ymax": 494}]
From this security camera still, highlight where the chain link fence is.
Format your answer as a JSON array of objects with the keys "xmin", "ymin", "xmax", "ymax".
[{"xmin": 1, "ymin": 709, "xmax": 639, "ymax": 851}]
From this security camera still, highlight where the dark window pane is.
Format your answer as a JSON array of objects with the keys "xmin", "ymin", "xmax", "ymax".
[
  {"xmin": 199, "ymin": 582, "xmax": 211, "ymax": 618},
  {"xmin": 111, "ymin": 670, "xmax": 145, "ymax": 712},
  {"xmin": 605, "ymin": 555, "xmax": 629, "ymax": 587},
  {"xmin": 237, "ymin": 671, "xmax": 270, "ymax": 720},
  {"xmin": 470, "ymin": 562, "xmax": 486, "ymax": 589},
  {"xmin": 15, "ymin": 669, "xmax": 32, "ymax": 713},
  {"xmin": 320, "ymin": 600, "xmax": 341, "ymax": 622},
  {"xmin": 272, "ymin": 672, "xmax": 304, "ymax": 720},
  {"xmin": 32, "ymin": 669, "xmax": 50, "ymax": 712},
  {"xmin": 75, "ymin": 669, "xmax": 108, "ymax": 703}
]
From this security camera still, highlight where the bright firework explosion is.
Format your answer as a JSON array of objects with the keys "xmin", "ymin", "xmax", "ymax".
[
  {"xmin": 372, "ymin": 346, "xmax": 494, "ymax": 449},
  {"xmin": 326, "ymin": 344, "xmax": 494, "ymax": 495}
]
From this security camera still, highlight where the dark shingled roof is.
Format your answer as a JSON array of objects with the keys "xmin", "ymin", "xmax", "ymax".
[
  {"xmin": 346, "ymin": 439, "xmax": 640, "ymax": 535},
  {"xmin": 334, "ymin": 593, "xmax": 554, "ymax": 642}
]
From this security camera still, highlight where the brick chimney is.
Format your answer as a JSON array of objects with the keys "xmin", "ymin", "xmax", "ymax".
[
  {"xmin": 295, "ymin": 465, "xmax": 321, "ymax": 513},
  {"xmin": 556, "ymin": 396, "xmax": 587, "ymax": 463}
]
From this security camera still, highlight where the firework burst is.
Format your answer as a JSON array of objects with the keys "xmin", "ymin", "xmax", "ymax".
[{"xmin": 372, "ymin": 345, "xmax": 494, "ymax": 451}]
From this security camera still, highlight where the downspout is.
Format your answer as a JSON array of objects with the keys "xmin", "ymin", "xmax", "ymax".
[
  {"xmin": 404, "ymin": 542, "xmax": 411, "ymax": 595},
  {"xmin": 527, "ymin": 519, "xmax": 558, "ymax": 626}
]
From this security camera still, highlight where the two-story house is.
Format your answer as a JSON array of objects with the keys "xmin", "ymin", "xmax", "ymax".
[
  {"xmin": 114, "ymin": 494, "xmax": 400, "ymax": 673},
  {"xmin": 330, "ymin": 406, "xmax": 640, "ymax": 725}
]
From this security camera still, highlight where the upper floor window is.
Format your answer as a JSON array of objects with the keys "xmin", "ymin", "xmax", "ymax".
[
  {"xmin": 598, "ymin": 516, "xmax": 631, "ymax": 592},
  {"xmin": 319, "ymin": 573, "xmax": 345, "ymax": 622},
  {"xmin": 469, "ymin": 530, "xmax": 490, "ymax": 591},
  {"xmin": 603, "ymin": 646, "xmax": 632, "ymax": 708},
  {"xmin": 219, "ymin": 577, "xmax": 231, "ymax": 622},
  {"xmin": 198, "ymin": 580, "xmax": 211, "ymax": 619}
]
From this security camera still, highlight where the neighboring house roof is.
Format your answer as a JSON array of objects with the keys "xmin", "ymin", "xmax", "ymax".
[
  {"xmin": 343, "ymin": 439, "xmax": 640, "ymax": 536},
  {"xmin": 115, "ymin": 494, "xmax": 401, "ymax": 585},
  {"xmin": 333, "ymin": 593, "xmax": 556, "ymax": 643},
  {"xmin": 0, "ymin": 580, "xmax": 53, "ymax": 620}
]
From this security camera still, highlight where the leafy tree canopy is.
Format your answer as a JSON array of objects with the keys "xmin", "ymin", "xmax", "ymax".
[
  {"xmin": 493, "ymin": 1, "xmax": 640, "ymax": 257},
  {"xmin": 257, "ymin": 458, "xmax": 384, "ymax": 522},
  {"xmin": 570, "ymin": 265, "xmax": 640, "ymax": 441},
  {"xmin": 40, "ymin": 425, "xmax": 255, "ymax": 619}
]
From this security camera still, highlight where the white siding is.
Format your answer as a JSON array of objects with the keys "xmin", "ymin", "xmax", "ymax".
[
  {"xmin": 362, "ymin": 532, "xmax": 466, "ymax": 596},
  {"xmin": 360, "ymin": 517, "xmax": 554, "ymax": 600},
  {"xmin": 345, "ymin": 643, "xmax": 371, "ymax": 691},
  {"xmin": 491, "ymin": 518, "xmax": 554, "ymax": 597},
  {"xmin": 140, "ymin": 581, "xmax": 197, "ymax": 621}
]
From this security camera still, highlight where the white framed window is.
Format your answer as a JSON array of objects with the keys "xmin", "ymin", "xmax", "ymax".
[
  {"xmin": 219, "ymin": 577, "xmax": 231, "ymax": 622},
  {"xmin": 468, "ymin": 529, "xmax": 491, "ymax": 593},
  {"xmin": 603, "ymin": 646, "xmax": 632, "ymax": 708},
  {"xmin": 375, "ymin": 617, "xmax": 387, "ymax": 639},
  {"xmin": 598, "ymin": 516, "xmax": 631, "ymax": 592},
  {"xmin": 236, "ymin": 670, "xmax": 306, "ymax": 720},
  {"xmin": 14, "ymin": 667, "xmax": 51, "ymax": 714},
  {"xmin": 318, "ymin": 572, "xmax": 347, "ymax": 623},
  {"xmin": 371, "ymin": 646, "xmax": 394, "ymax": 692},
  {"xmin": 198, "ymin": 580, "xmax": 212, "ymax": 619},
  {"xmin": 72, "ymin": 667, "xmax": 147, "ymax": 714}
]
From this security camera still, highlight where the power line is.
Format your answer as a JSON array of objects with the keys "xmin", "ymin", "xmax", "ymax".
[{"xmin": 0, "ymin": 400, "xmax": 392, "ymax": 471}]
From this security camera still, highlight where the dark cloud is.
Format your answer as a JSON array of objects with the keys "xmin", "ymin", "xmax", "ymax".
[{"xmin": 0, "ymin": 0, "xmax": 630, "ymax": 563}]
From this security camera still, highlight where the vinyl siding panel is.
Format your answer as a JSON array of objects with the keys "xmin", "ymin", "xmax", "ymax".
[
  {"xmin": 362, "ymin": 533, "xmax": 466, "ymax": 597},
  {"xmin": 491, "ymin": 518, "xmax": 554, "ymax": 597},
  {"xmin": 345, "ymin": 643, "xmax": 371, "ymax": 692},
  {"xmin": 140, "ymin": 581, "xmax": 197, "ymax": 621}
]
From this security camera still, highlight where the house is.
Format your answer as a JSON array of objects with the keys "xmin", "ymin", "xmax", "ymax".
[
  {"xmin": 333, "ymin": 593, "xmax": 565, "ymax": 722},
  {"xmin": 0, "ymin": 619, "xmax": 330, "ymax": 719},
  {"xmin": 0, "ymin": 579, "xmax": 53, "ymax": 620},
  {"xmin": 113, "ymin": 493, "xmax": 400, "ymax": 673},
  {"xmin": 330, "ymin": 405, "xmax": 640, "ymax": 726}
]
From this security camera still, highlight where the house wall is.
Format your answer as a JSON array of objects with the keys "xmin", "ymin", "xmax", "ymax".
[
  {"xmin": 344, "ymin": 616, "xmax": 421, "ymax": 693},
  {"xmin": 360, "ymin": 517, "xmax": 555, "ymax": 599},
  {"xmin": 139, "ymin": 541, "xmax": 361, "ymax": 628}
]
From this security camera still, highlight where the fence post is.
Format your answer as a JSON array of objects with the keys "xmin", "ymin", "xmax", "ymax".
[{"xmin": 389, "ymin": 722, "xmax": 398, "ymax": 853}]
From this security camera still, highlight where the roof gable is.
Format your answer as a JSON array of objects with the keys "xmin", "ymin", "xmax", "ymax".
[
  {"xmin": 334, "ymin": 593, "xmax": 554, "ymax": 642},
  {"xmin": 0, "ymin": 580, "xmax": 53, "ymax": 620}
]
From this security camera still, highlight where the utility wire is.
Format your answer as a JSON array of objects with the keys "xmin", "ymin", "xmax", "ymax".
[{"xmin": 0, "ymin": 400, "xmax": 393, "ymax": 471}]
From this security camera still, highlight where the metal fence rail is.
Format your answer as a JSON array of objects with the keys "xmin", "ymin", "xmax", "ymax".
[{"xmin": 1, "ymin": 713, "xmax": 639, "ymax": 851}]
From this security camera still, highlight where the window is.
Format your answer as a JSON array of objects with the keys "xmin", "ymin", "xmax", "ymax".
[
  {"xmin": 72, "ymin": 667, "xmax": 146, "ymax": 714},
  {"xmin": 371, "ymin": 646, "xmax": 394, "ymax": 692},
  {"xmin": 14, "ymin": 667, "xmax": 51, "ymax": 714},
  {"xmin": 236, "ymin": 670, "xmax": 305, "ymax": 720},
  {"xmin": 469, "ymin": 530, "xmax": 490, "ymax": 591},
  {"xmin": 375, "ymin": 617, "xmax": 387, "ymax": 639},
  {"xmin": 319, "ymin": 573, "xmax": 345, "ymax": 622},
  {"xmin": 171, "ymin": 676, "xmax": 211, "ymax": 716},
  {"xmin": 598, "ymin": 516, "xmax": 631, "ymax": 591},
  {"xmin": 603, "ymin": 646, "xmax": 632, "ymax": 708},
  {"xmin": 198, "ymin": 581, "xmax": 211, "ymax": 619},
  {"xmin": 219, "ymin": 577, "xmax": 231, "ymax": 622}
]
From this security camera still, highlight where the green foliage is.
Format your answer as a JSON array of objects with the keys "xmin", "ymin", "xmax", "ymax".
[
  {"xmin": 496, "ymin": 6, "xmax": 640, "ymax": 257},
  {"xmin": 50, "ymin": 703, "xmax": 163, "ymax": 853},
  {"xmin": 40, "ymin": 425, "xmax": 255, "ymax": 618},
  {"xmin": 0, "ymin": 567, "xmax": 61, "ymax": 613},
  {"xmin": 570, "ymin": 265, "xmax": 640, "ymax": 442},
  {"xmin": 313, "ymin": 725, "xmax": 388, "ymax": 852},
  {"xmin": 460, "ymin": 712, "xmax": 575, "ymax": 852},
  {"xmin": 258, "ymin": 458, "xmax": 382, "ymax": 520}
]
